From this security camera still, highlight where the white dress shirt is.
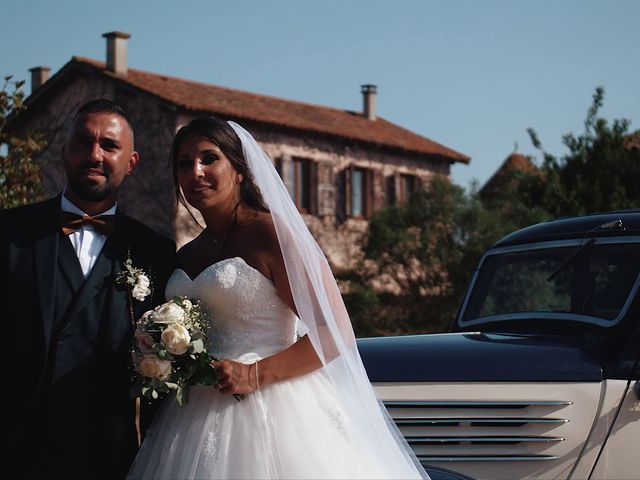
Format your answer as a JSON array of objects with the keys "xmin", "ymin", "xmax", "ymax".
[{"xmin": 61, "ymin": 194, "xmax": 117, "ymax": 278}]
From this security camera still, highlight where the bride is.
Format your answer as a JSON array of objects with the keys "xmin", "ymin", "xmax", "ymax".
[{"xmin": 127, "ymin": 117, "xmax": 429, "ymax": 479}]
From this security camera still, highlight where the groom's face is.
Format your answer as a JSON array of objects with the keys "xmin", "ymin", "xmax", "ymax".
[{"xmin": 63, "ymin": 112, "xmax": 139, "ymax": 209}]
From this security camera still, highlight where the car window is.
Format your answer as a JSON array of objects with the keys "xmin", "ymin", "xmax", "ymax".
[{"xmin": 461, "ymin": 242, "xmax": 640, "ymax": 325}]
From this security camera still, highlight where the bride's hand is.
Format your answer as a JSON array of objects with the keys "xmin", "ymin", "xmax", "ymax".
[{"xmin": 211, "ymin": 360, "xmax": 257, "ymax": 395}]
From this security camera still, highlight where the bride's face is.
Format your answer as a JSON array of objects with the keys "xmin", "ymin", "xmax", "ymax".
[{"xmin": 176, "ymin": 133, "xmax": 241, "ymax": 212}]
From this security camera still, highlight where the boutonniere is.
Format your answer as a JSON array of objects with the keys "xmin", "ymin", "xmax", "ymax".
[{"xmin": 116, "ymin": 249, "xmax": 153, "ymax": 302}]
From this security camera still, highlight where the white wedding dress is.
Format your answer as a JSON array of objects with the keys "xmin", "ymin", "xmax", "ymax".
[{"xmin": 127, "ymin": 257, "xmax": 397, "ymax": 479}]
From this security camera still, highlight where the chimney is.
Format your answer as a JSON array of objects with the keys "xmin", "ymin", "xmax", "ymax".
[
  {"xmin": 361, "ymin": 84, "xmax": 377, "ymax": 121},
  {"xmin": 29, "ymin": 66, "xmax": 51, "ymax": 93},
  {"xmin": 102, "ymin": 31, "xmax": 131, "ymax": 75}
]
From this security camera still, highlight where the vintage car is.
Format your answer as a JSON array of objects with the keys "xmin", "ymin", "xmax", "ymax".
[{"xmin": 359, "ymin": 210, "xmax": 640, "ymax": 480}]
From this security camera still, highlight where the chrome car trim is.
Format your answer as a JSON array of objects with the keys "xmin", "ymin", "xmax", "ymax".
[
  {"xmin": 418, "ymin": 455, "xmax": 559, "ymax": 462},
  {"xmin": 384, "ymin": 400, "xmax": 572, "ymax": 408},
  {"xmin": 460, "ymin": 296, "xmax": 639, "ymax": 328},
  {"xmin": 483, "ymin": 237, "xmax": 640, "ymax": 256},
  {"xmin": 393, "ymin": 417, "xmax": 569, "ymax": 426},
  {"xmin": 406, "ymin": 436, "xmax": 565, "ymax": 444}
]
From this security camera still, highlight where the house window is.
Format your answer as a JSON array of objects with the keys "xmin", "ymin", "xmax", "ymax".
[
  {"xmin": 399, "ymin": 174, "xmax": 419, "ymax": 202},
  {"xmin": 385, "ymin": 176, "xmax": 396, "ymax": 207},
  {"xmin": 289, "ymin": 157, "xmax": 312, "ymax": 213},
  {"xmin": 352, "ymin": 169, "xmax": 365, "ymax": 216},
  {"xmin": 349, "ymin": 167, "xmax": 373, "ymax": 218}
]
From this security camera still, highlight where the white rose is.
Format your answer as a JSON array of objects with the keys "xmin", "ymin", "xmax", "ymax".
[
  {"xmin": 153, "ymin": 302, "xmax": 186, "ymax": 324},
  {"xmin": 132, "ymin": 285, "xmax": 151, "ymax": 301},
  {"xmin": 137, "ymin": 355, "xmax": 172, "ymax": 380},
  {"xmin": 182, "ymin": 299, "xmax": 193, "ymax": 311},
  {"xmin": 136, "ymin": 274, "xmax": 150, "ymax": 288},
  {"xmin": 131, "ymin": 274, "xmax": 151, "ymax": 301},
  {"xmin": 161, "ymin": 323, "xmax": 191, "ymax": 355}
]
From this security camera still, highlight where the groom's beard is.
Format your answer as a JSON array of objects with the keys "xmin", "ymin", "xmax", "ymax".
[{"xmin": 66, "ymin": 164, "xmax": 121, "ymax": 202}]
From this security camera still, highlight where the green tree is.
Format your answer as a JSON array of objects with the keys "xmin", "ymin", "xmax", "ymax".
[
  {"xmin": 345, "ymin": 176, "xmax": 547, "ymax": 336},
  {"xmin": 0, "ymin": 76, "xmax": 46, "ymax": 209},
  {"xmin": 527, "ymin": 86, "xmax": 640, "ymax": 216}
]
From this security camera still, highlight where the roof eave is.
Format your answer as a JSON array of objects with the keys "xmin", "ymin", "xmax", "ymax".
[
  {"xmin": 14, "ymin": 57, "xmax": 472, "ymax": 165},
  {"xmin": 175, "ymin": 105, "xmax": 469, "ymax": 164}
]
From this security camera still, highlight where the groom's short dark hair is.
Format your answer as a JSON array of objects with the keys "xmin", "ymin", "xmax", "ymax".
[
  {"xmin": 75, "ymin": 98, "xmax": 129, "ymax": 121},
  {"xmin": 72, "ymin": 98, "xmax": 134, "ymax": 141}
]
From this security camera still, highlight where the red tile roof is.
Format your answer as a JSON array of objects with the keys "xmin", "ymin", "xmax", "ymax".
[
  {"xmin": 480, "ymin": 152, "xmax": 541, "ymax": 197},
  {"xmin": 499, "ymin": 152, "xmax": 538, "ymax": 174},
  {"xmin": 624, "ymin": 130, "xmax": 640, "ymax": 150},
  {"xmin": 70, "ymin": 57, "xmax": 470, "ymax": 163}
]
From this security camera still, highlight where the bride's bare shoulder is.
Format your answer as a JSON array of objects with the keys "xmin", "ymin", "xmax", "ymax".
[
  {"xmin": 242, "ymin": 211, "xmax": 294, "ymax": 306},
  {"xmin": 242, "ymin": 211, "xmax": 277, "ymax": 242},
  {"xmin": 237, "ymin": 211, "xmax": 284, "ymax": 269}
]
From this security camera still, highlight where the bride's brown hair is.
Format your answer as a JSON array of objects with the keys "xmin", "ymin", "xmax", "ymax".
[{"xmin": 170, "ymin": 116, "xmax": 268, "ymax": 214}]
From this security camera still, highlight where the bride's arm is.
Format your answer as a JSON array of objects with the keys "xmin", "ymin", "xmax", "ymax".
[
  {"xmin": 212, "ymin": 217, "xmax": 323, "ymax": 395},
  {"xmin": 212, "ymin": 335, "xmax": 321, "ymax": 395}
]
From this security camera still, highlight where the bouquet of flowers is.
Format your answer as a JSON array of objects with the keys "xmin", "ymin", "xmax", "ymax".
[{"xmin": 132, "ymin": 296, "xmax": 220, "ymax": 406}]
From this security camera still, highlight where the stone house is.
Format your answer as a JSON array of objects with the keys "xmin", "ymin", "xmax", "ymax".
[{"xmin": 11, "ymin": 32, "xmax": 470, "ymax": 271}]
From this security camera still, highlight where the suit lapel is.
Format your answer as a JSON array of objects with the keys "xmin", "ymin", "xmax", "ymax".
[
  {"xmin": 35, "ymin": 223, "xmax": 59, "ymax": 361},
  {"xmin": 104, "ymin": 213, "xmax": 138, "ymax": 344},
  {"xmin": 65, "ymin": 244, "xmax": 113, "ymax": 318},
  {"xmin": 107, "ymin": 212, "xmax": 161, "ymax": 334}
]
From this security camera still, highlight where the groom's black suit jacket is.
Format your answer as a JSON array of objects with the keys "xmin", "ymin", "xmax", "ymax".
[{"xmin": 1, "ymin": 196, "xmax": 175, "ymax": 479}]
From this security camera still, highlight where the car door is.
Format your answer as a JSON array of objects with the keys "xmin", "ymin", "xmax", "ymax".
[{"xmin": 586, "ymin": 379, "xmax": 640, "ymax": 480}]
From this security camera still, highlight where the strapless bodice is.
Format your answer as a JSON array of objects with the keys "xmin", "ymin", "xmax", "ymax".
[{"xmin": 165, "ymin": 257, "xmax": 298, "ymax": 361}]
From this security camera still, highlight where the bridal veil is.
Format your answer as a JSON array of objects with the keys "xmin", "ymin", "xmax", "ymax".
[{"xmin": 228, "ymin": 121, "xmax": 429, "ymax": 479}]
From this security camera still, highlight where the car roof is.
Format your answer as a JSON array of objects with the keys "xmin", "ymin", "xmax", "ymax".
[{"xmin": 493, "ymin": 210, "xmax": 640, "ymax": 248}]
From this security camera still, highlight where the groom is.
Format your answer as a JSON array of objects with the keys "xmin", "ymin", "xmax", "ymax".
[{"xmin": 1, "ymin": 100, "xmax": 175, "ymax": 479}]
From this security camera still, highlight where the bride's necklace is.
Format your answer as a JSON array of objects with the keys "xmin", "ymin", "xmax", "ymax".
[
  {"xmin": 204, "ymin": 201, "xmax": 241, "ymax": 251},
  {"xmin": 209, "ymin": 234, "xmax": 225, "ymax": 245}
]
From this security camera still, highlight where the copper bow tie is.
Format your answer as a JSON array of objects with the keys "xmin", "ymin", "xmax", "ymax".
[{"xmin": 60, "ymin": 212, "xmax": 116, "ymax": 236}]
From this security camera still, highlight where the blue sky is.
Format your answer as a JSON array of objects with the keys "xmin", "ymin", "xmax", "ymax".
[{"xmin": 2, "ymin": 0, "xmax": 638, "ymax": 189}]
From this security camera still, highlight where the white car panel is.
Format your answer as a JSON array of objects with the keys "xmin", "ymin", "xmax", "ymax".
[{"xmin": 374, "ymin": 382, "xmax": 604, "ymax": 480}]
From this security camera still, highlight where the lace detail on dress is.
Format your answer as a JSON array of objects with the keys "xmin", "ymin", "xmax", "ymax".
[
  {"xmin": 165, "ymin": 257, "xmax": 298, "ymax": 360},
  {"xmin": 202, "ymin": 410, "xmax": 223, "ymax": 470},
  {"xmin": 216, "ymin": 261, "xmax": 239, "ymax": 290},
  {"xmin": 325, "ymin": 404, "xmax": 350, "ymax": 440},
  {"xmin": 255, "ymin": 394, "xmax": 275, "ymax": 448}
]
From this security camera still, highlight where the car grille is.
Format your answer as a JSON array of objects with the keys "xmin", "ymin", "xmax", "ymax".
[{"xmin": 383, "ymin": 400, "xmax": 571, "ymax": 463}]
